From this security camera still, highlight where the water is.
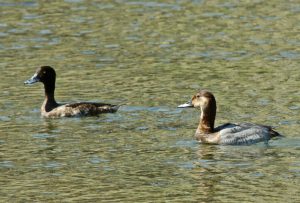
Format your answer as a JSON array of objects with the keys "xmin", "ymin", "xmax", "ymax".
[{"xmin": 0, "ymin": 0, "xmax": 299, "ymax": 202}]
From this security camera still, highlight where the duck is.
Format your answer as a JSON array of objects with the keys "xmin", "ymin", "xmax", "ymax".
[
  {"xmin": 178, "ymin": 90, "xmax": 282, "ymax": 145},
  {"xmin": 24, "ymin": 66, "xmax": 119, "ymax": 118}
]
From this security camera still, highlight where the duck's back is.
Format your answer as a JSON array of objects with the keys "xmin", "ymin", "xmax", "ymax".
[
  {"xmin": 216, "ymin": 123, "xmax": 281, "ymax": 145},
  {"xmin": 66, "ymin": 102, "xmax": 119, "ymax": 115}
]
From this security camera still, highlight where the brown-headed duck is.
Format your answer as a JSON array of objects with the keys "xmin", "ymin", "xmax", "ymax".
[
  {"xmin": 24, "ymin": 66, "xmax": 119, "ymax": 118},
  {"xmin": 178, "ymin": 90, "xmax": 282, "ymax": 145}
]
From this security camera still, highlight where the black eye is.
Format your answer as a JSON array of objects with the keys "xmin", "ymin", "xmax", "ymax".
[{"xmin": 196, "ymin": 95, "xmax": 200, "ymax": 98}]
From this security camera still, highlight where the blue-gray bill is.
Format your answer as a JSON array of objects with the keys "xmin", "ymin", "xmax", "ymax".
[
  {"xmin": 178, "ymin": 100, "xmax": 193, "ymax": 108},
  {"xmin": 24, "ymin": 73, "xmax": 39, "ymax": 85}
]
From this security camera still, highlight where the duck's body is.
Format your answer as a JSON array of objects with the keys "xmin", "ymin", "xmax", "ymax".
[
  {"xmin": 178, "ymin": 90, "xmax": 281, "ymax": 145},
  {"xmin": 196, "ymin": 122, "xmax": 281, "ymax": 145},
  {"xmin": 41, "ymin": 101, "xmax": 118, "ymax": 118},
  {"xmin": 25, "ymin": 66, "xmax": 119, "ymax": 118}
]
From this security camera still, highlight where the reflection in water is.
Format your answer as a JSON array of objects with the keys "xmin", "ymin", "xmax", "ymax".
[
  {"xmin": 0, "ymin": 0, "xmax": 299, "ymax": 202},
  {"xmin": 194, "ymin": 144, "xmax": 300, "ymax": 202}
]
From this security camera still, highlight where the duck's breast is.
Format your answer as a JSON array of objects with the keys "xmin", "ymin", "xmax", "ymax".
[{"xmin": 42, "ymin": 104, "xmax": 78, "ymax": 118}]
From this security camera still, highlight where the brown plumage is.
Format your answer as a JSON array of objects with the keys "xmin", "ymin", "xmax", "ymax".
[{"xmin": 24, "ymin": 66, "xmax": 119, "ymax": 118}]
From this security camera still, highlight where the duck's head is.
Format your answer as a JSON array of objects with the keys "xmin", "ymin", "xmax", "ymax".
[
  {"xmin": 178, "ymin": 90, "xmax": 216, "ymax": 111},
  {"xmin": 24, "ymin": 66, "xmax": 56, "ymax": 85}
]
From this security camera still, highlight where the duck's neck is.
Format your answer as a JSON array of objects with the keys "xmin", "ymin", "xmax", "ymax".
[
  {"xmin": 42, "ymin": 83, "xmax": 58, "ymax": 112},
  {"xmin": 197, "ymin": 106, "xmax": 216, "ymax": 134}
]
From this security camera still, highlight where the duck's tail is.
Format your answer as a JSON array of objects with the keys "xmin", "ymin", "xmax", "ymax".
[
  {"xmin": 110, "ymin": 103, "xmax": 126, "ymax": 112},
  {"xmin": 111, "ymin": 104, "xmax": 121, "ymax": 112},
  {"xmin": 260, "ymin": 124, "xmax": 283, "ymax": 138},
  {"xmin": 269, "ymin": 128, "xmax": 283, "ymax": 138}
]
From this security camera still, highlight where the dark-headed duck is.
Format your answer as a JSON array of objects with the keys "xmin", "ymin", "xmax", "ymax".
[
  {"xmin": 178, "ymin": 90, "xmax": 282, "ymax": 145},
  {"xmin": 24, "ymin": 66, "xmax": 119, "ymax": 118}
]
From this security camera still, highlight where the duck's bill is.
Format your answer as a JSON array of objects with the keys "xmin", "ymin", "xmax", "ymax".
[
  {"xmin": 177, "ymin": 100, "xmax": 193, "ymax": 108},
  {"xmin": 24, "ymin": 73, "xmax": 39, "ymax": 85}
]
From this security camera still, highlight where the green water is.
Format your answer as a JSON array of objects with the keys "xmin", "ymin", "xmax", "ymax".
[{"xmin": 0, "ymin": 0, "xmax": 299, "ymax": 202}]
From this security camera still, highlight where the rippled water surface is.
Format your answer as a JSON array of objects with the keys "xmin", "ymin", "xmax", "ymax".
[{"xmin": 0, "ymin": 0, "xmax": 299, "ymax": 202}]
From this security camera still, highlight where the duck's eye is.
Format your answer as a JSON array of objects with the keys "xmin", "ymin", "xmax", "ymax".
[{"xmin": 196, "ymin": 95, "xmax": 200, "ymax": 98}]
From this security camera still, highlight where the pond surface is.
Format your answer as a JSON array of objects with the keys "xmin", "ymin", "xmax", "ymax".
[{"xmin": 0, "ymin": 0, "xmax": 299, "ymax": 202}]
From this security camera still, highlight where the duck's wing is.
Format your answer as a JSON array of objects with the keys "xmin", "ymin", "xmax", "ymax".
[
  {"xmin": 216, "ymin": 123, "xmax": 276, "ymax": 145},
  {"xmin": 63, "ymin": 102, "xmax": 119, "ymax": 116}
]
